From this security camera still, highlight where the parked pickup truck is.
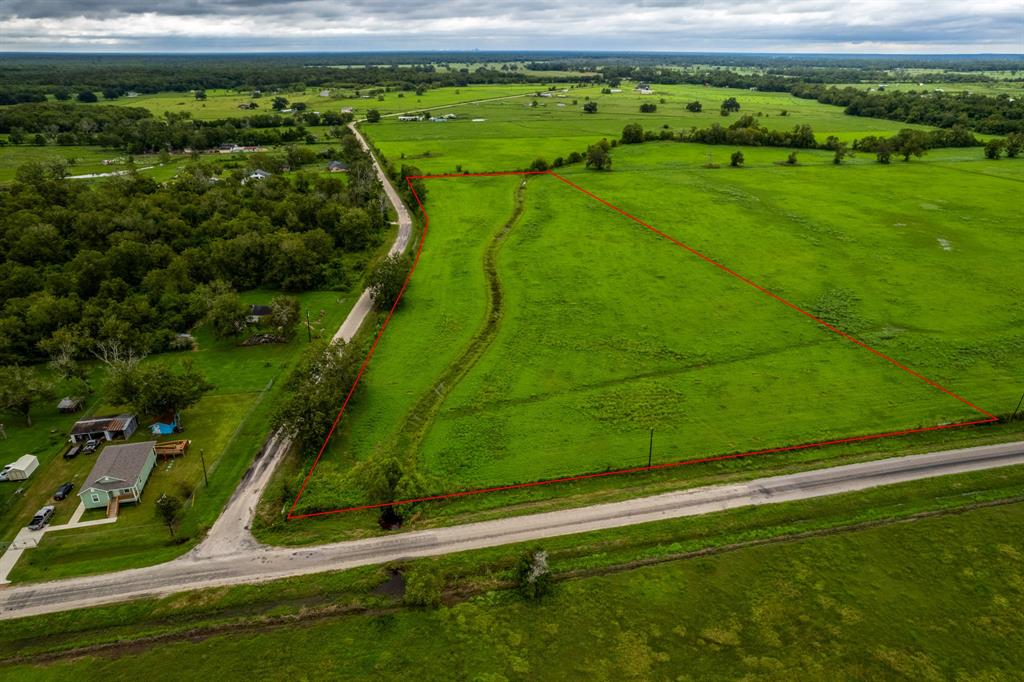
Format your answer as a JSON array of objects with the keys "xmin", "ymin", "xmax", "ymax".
[{"xmin": 28, "ymin": 505, "xmax": 55, "ymax": 531}]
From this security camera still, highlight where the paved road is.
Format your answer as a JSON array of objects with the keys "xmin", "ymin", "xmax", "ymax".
[
  {"xmin": 333, "ymin": 122, "xmax": 414, "ymax": 344},
  {"xmin": 190, "ymin": 122, "xmax": 414, "ymax": 561},
  {"xmin": 2, "ymin": 441, "xmax": 1021, "ymax": 620}
]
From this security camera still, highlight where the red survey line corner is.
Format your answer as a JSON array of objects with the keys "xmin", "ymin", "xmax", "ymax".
[{"xmin": 286, "ymin": 170, "xmax": 996, "ymax": 521}]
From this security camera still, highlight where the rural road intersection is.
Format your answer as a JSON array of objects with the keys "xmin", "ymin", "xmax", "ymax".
[{"xmin": 1, "ymin": 441, "xmax": 1022, "ymax": 619}]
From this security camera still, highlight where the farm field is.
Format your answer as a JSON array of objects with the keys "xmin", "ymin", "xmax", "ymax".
[
  {"xmin": 365, "ymin": 81, "xmax": 937, "ymax": 175},
  {"xmin": 289, "ymin": 146, "xmax": 1020, "ymax": 514},
  {"xmin": 89, "ymin": 84, "xmax": 546, "ymax": 121},
  {"xmin": 11, "ymin": 492, "xmax": 1023, "ymax": 679}
]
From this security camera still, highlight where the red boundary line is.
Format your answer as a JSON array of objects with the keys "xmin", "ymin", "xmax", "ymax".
[{"xmin": 287, "ymin": 170, "xmax": 997, "ymax": 520}]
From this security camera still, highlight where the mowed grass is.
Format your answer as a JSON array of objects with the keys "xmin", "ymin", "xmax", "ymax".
[
  {"xmin": 11, "ymin": 499, "xmax": 1023, "ymax": 679},
  {"xmin": 366, "ymin": 81, "xmax": 933, "ymax": 174},
  {"xmin": 293, "ymin": 166, "xmax": 1002, "ymax": 511}
]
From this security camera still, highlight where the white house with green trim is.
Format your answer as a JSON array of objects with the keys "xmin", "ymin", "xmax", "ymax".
[{"xmin": 78, "ymin": 441, "xmax": 158, "ymax": 510}]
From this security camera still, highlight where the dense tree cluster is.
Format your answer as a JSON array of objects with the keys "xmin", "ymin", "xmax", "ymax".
[
  {"xmin": 618, "ymin": 118, "xmax": 987, "ymax": 155},
  {"xmin": 0, "ymin": 139, "xmax": 386, "ymax": 363},
  {"xmin": 791, "ymin": 85, "xmax": 1024, "ymax": 134},
  {"xmin": 0, "ymin": 102, "xmax": 360, "ymax": 153}
]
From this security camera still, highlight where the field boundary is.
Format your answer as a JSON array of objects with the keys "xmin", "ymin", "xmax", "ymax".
[{"xmin": 287, "ymin": 170, "xmax": 997, "ymax": 520}]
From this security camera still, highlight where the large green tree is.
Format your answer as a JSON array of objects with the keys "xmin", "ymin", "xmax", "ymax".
[
  {"xmin": 107, "ymin": 360, "xmax": 213, "ymax": 419},
  {"xmin": 0, "ymin": 365, "xmax": 54, "ymax": 426},
  {"xmin": 368, "ymin": 254, "xmax": 412, "ymax": 312}
]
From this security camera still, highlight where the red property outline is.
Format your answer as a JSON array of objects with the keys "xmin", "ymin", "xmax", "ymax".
[{"xmin": 287, "ymin": 170, "xmax": 997, "ymax": 520}]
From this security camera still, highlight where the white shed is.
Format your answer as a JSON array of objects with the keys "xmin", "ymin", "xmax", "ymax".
[{"xmin": 1, "ymin": 455, "xmax": 39, "ymax": 481}]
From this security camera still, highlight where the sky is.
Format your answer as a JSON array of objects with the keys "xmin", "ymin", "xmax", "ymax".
[{"xmin": 1, "ymin": 0, "xmax": 1022, "ymax": 53}]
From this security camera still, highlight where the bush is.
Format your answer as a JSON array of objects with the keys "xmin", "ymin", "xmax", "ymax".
[
  {"xmin": 730, "ymin": 151, "xmax": 744, "ymax": 167},
  {"xmin": 514, "ymin": 548, "xmax": 551, "ymax": 600},
  {"xmin": 404, "ymin": 564, "xmax": 445, "ymax": 607}
]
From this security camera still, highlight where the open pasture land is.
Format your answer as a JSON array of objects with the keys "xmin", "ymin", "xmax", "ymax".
[
  {"xmin": 366, "ymin": 81, "xmax": 934, "ymax": 174},
  {"xmin": 95, "ymin": 84, "xmax": 546, "ymax": 121},
  {"xmin": 290, "ymin": 153, "xmax": 1020, "ymax": 515}
]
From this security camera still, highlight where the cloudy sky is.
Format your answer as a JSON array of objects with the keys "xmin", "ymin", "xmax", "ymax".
[{"xmin": 1, "ymin": 0, "xmax": 1022, "ymax": 53}]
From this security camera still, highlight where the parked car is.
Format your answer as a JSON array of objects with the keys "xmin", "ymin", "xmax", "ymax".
[
  {"xmin": 28, "ymin": 505, "xmax": 55, "ymax": 530},
  {"xmin": 63, "ymin": 445, "xmax": 82, "ymax": 460},
  {"xmin": 82, "ymin": 439, "xmax": 100, "ymax": 454},
  {"xmin": 54, "ymin": 482, "xmax": 74, "ymax": 501}
]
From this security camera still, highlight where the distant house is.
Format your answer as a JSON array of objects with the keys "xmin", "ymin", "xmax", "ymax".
[
  {"xmin": 242, "ymin": 169, "xmax": 271, "ymax": 184},
  {"xmin": 58, "ymin": 397, "xmax": 84, "ymax": 414},
  {"xmin": 327, "ymin": 160, "xmax": 349, "ymax": 173},
  {"xmin": 636, "ymin": 83, "xmax": 653, "ymax": 95},
  {"xmin": 237, "ymin": 102, "xmax": 258, "ymax": 110},
  {"xmin": 397, "ymin": 115, "xmax": 421, "ymax": 122},
  {"xmin": 69, "ymin": 414, "xmax": 138, "ymax": 444},
  {"xmin": 319, "ymin": 89, "xmax": 331, "ymax": 97},
  {"xmin": 341, "ymin": 107, "xmax": 354, "ymax": 114},
  {"xmin": 247, "ymin": 304, "xmax": 273, "ymax": 324},
  {"xmin": 150, "ymin": 412, "xmax": 180, "ymax": 436},
  {"xmin": 78, "ymin": 441, "xmax": 158, "ymax": 510}
]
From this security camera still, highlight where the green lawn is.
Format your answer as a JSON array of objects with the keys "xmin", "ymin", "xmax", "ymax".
[{"xmin": 7, "ymin": 478, "xmax": 1023, "ymax": 679}]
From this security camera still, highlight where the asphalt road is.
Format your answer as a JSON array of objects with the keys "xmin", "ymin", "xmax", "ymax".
[
  {"xmin": 2, "ymin": 440, "xmax": 1021, "ymax": 620},
  {"xmin": 191, "ymin": 122, "xmax": 414, "ymax": 561}
]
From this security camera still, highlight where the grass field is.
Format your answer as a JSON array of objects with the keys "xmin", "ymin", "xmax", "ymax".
[
  {"xmin": 7, "ymin": 473, "xmax": 1023, "ymax": 679},
  {"xmin": 364, "ymin": 81, "xmax": 937, "ymax": 175},
  {"xmin": 89, "ymin": 84, "xmax": 546, "ymax": 121},
  {"xmin": 288, "ymin": 148, "xmax": 1021, "ymax": 515}
]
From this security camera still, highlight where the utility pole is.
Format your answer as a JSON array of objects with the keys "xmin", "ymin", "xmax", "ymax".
[
  {"xmin": 648, "ymin": 428, "xmax": 654, "ymax": 468},
  {"xmin": 1012, "ymin": 391, "xmax": 1024, "ymax": 422},
  {"xmin": 200, "ymin": 448, "xmax": 209, "ymax": 487}
]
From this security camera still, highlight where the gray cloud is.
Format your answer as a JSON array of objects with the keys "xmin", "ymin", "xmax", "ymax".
[{"xmin": 1, "ymin": 0, "xmax": 1021, "ymax": 52}]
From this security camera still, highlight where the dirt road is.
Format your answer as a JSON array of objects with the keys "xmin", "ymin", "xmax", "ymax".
[{"xmin": 2, "ymin": 441, "xmax": 1021, "ymax": 620}]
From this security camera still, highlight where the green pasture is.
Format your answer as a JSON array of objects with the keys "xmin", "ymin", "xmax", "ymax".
[
  {"xmin": 11, "ymin": 493, "xmax": 1023, "ymax": 679},
  {"xmin": 837, "ymin": 81, "xmax": 1024, "ymax": 97},
  {"xmin": 365, "ymin": 81, "xmax": 935, "ymax": 175},
  {"xmin": 292, "ymin": 149, "xmax": 1021, "ymax": 512},
  {"xmin": 90, "ymin": 84, "xmax": 545, "ymax": 121}
]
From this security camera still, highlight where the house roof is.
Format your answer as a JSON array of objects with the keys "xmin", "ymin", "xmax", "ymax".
[
  {"xmin": 328, "ymin": 160, "xmax": 349, "ymax": 169},
  {"xmin": 70, "ymin": 414, "xmax": 136, "ymax": 436},
  {"xmin": 81, "ymin": 441, "xmax": 156, "ymax": 492},
  {"xmin": 58, "ymin": 396, "xmax": 83, "ymax": 409}
]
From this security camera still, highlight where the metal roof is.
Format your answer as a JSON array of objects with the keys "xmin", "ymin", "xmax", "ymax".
[{"xmin": 70, "ymin": 414, "xmax": 136, "ymax": 436}]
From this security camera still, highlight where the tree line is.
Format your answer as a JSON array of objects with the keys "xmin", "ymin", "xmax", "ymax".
[{"xmin": 0, "ymin": 134, "xmax": 386, "ymax": 364}]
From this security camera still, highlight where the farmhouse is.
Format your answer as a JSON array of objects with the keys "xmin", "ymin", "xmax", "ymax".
[
  {"xmin": 327, "ymin": 160, "xmax": 349, "ymax": 173},
  {"xmin": 319, "ymin": 89, "xmax": 331, "ymax": 97},
  {"xmin": 69, "ymin": 414, "xmax": 138, "ymax": 444},
  {"xmin": 636, "ymin": 83, "xmax": 653, "ymax": 94},
  {"xmin": 398, "ymin": 115, "xmax": 421, "ymax": 121},
  {"xmin": 78, "ymin": 441, "xmax": 158, "ymax": 510}
]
